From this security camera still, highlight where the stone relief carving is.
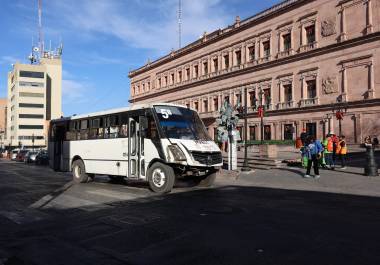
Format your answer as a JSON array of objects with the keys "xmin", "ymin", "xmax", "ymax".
[
  {"xmin": 321, "ymin": 19, "xmax": 336, "ymax": 37},
  {"xmin": 322, "ymin": 76, "xmax": 338, "ymax": 94}
]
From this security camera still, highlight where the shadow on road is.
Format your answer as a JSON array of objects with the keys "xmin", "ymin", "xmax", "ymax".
[{"xmin": 1, "ymin": 185, "xmax": 380, "ymax": 265}]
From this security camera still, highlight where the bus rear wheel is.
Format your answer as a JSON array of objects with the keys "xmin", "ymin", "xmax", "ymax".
[
  {"xmin": 147, "ymin": 162, "xmax": 175, "ymax": 193},
  {"xmin": 72, "ymin": 159, "xmax": 89, "ymax": 183}
]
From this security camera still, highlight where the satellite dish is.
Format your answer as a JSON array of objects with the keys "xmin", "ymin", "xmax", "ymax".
[{"xmin": 33, "ymin": 46, "xmax": 39, "ymax": 52}]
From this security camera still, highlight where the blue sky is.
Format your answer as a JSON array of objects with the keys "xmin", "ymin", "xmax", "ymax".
[{"xmin": 0, "ymin": 0, "xmax": 281, "ymax": 116}]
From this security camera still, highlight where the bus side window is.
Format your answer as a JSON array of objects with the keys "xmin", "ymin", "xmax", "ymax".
[
  {"xmin": 66, "ymin": 121, "xmax": 77, "ymax": 141},
  {"xmin": 80, "ymin": 119, "xmax": 89, "ymax": 140},
  {"xmin": 147, "ymin": 118, "xmax": 159, "ymax": 141},
  {"xmin": 105, "ymin": 115, "xmax": 119, "ymax": 139},
  {"xmin": 119, "ymin": 114, "xmax": 128, "ymax": 138},
  {"xmin": 89, "ymin": 118, "xmax": 104, "ymax": 139}
]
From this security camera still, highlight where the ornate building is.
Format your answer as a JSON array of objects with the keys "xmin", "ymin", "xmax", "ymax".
[{"xmin": 129, "ymin": 0, "xmax": 380, "ymax": 144}]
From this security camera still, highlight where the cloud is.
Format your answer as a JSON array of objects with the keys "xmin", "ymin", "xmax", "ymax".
[
  {"xmin": 62, "ymin": 78, "xmax": 91, "ymax": 103},
  {"xmin": 48, "ymin": 0, "xmax": 231, "ymax": 55},
  {"xmin": 0, "ymin": 56, "xmax": 21, "ymax": 65}
]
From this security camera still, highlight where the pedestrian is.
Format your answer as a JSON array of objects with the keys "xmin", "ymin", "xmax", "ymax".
[
  {"xmin": 331, "ymin": 133, "xmax": 339, "ymax": 170},
  {"xmin": 364, "ymin": 135, "xmax": 372, "ymax": 146},
  {"xmin": 300, "ymin": 128, "xmax": 308, "ymax": 145},
  {"xmin": 303, "ymin": 136, "xmax": 323, "ymax": 179},
  {"xmin": 337, "ymin": 135, "xmax": 347, "ymax": 169},
  {"xmin": 323, "ymin": 133, "xmax": 334, "ymax": 169}
]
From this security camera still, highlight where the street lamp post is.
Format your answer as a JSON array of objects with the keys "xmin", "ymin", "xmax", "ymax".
[
  {"xmin": 332, "ymin": 102, "xmax": 348, "ymax": 136},
  {"xmin": 241, "ymin": 87, "xmax": 250, "ymax": 172}
]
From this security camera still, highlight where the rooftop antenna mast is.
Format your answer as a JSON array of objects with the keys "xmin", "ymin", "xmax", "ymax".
[
  {"xmin": 38, "ymin": 0, "xmax": 44, "ymax": 57},
  {"xmin": 178, "ymin": 0, "xmax": 182, "ymax": 49}
]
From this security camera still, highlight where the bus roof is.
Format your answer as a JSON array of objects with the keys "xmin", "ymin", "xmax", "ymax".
[{"xmin": 52, "ymin": 103, "xmax": 190, "ymax": 122}]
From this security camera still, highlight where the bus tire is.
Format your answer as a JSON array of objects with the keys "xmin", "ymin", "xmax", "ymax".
[
  {"xmin": 72, "ymin": 159, "xmax": 89, "ymax": 183},
  {"xmin": 147, "ymin": 162, "xmax": 175, "ymax": 193},
  {"xmin": 195, "ymin": 169, "xmax": 218, "ymax": 187}
]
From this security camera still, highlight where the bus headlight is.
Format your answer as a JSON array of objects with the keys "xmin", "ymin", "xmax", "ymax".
[{"xmin": 168, "ymin": 145, "xmax": 187, "ymax": 161}]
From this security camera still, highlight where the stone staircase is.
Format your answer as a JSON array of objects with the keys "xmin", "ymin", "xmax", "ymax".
[{"xmin": 222, "ymin": 155, "xmax": 287, "ymax": 170}]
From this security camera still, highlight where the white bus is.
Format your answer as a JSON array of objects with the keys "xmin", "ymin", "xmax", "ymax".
[{"xmin": 48, "ymin": 103, "xmax": 222, "ymax": 193}]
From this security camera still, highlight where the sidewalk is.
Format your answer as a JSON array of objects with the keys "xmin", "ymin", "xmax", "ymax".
[{"xmin": 217, "ymin": 166, "xmax": 380, "ymax": 198}]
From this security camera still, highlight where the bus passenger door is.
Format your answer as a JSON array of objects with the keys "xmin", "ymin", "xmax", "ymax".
[
  {"xmin": 53, "ymin": 125, "xmax": 65, "ymax": 171},
  {"xmin": 128, "ymin": 118, "xmax": 139, "ymax": 178}
]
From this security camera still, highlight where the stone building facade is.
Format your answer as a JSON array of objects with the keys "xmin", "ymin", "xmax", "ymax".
[{"xmin": 129, "ymin": 0, "xmax": 380, "ymax": 144}]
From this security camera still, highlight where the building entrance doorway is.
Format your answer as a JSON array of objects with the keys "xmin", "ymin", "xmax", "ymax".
[{"xmin": 306, "ymin": 122, "xmax": 317, "ymax": 139}]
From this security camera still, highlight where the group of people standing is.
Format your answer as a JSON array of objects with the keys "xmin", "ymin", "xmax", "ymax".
[{"xmin": 300, "ymin": 129, "xmax": 347, "ymax": 179}]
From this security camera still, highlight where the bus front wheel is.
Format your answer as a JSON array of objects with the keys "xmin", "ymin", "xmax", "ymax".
[
  {"xmin": 147, "ymin": 162, "xmax": 175, "ymax": 193},
  {"xmin": 72, "ymin": 159, "xmax": 89, "ymax": 183}
]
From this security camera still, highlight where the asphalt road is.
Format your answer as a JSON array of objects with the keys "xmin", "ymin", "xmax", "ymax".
[{"xmin": 1, "ymin": 161, "xmax": 380, "ymax": 265}]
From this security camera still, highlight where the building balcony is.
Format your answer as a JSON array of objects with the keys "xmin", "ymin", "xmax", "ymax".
[
  {"xmin": 245, "ymin": 59, "xmax": 258, "ymax": 67},
  {"xmin": 277, "ymin": 101, "xmax": 294, "ymax": 109},
  {"xmin": 258, "ymin": 55, "xmax": 271, "ymax": 63},
  {"xmin": 199, "ymin": 111, "xmax": 219, "ymax": 119},
  {"xmin": 231, "ymin": 64, "xmax": 244, "ymax": 71},
  {"xmin": 299, "ymin": 41, "xmax": 318, "ymax": 53},
  {"xmin": 277, "ymin": 49, "xmax": 294, "ymax": 59},
  {"xmin": 299, "ymin": 97, "xmax": 319, "ymax": 107}
]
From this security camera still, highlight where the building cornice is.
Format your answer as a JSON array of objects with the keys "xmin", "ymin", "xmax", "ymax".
[
  {"xmin": 129, "ymin": 31, "xmax": 380, "ymax": 104},
  {"xmin": 128, "ymin": 0, "xmax": 311, "ymax": 78}
]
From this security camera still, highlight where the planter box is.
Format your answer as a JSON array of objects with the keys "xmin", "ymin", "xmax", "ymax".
[{"xmin": 259, "ymin": 144, "xmax": 278, "ymax": 158}]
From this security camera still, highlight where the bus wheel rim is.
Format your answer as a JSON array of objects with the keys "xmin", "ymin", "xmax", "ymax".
[
  {"xmin": 152, "ymin": 168, "xmax": 166, "ymax": 188},
  {"xmin": 74, "ymin": 165, "xmax": 81, "ymax": 178}
]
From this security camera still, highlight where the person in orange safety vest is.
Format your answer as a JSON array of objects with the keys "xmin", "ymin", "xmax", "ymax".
[{"xmin": 337, "ymin": 135, "xmax": 347, "ymax": 169}]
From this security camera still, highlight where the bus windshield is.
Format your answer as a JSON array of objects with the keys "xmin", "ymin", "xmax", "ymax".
[{"xmin": 154, "ymin": 105, "xmax": 211, "ymax": 141}]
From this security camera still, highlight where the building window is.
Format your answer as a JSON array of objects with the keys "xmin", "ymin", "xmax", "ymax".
[
  {"xmin": 249, "ymin": 91, "xmax": 257, "ymax": 108},
  {"xmin": 203, "ymin": 62, "xmax": 208, "ymax": 75},
  {"xmin": 213, "ymin": 58, "xmax": 218, "ymax": 72},
  {"xmin": 194, "ymin": 101, "xmax": 199, "ymax": 112},
  {"xmin": 186, "ymin": 103, "xmax": 190, "ymax": 108},
  {"xmin": 237, "ymin": 126, "xmax": 243, "ymax": 142},
  {"xmin": 224, "ymin": 95, "xmax": 230, "ymax": 104},
  {"xmin": 158, "ymin": 78, "xmax": 162, "ymax": 88},
  {"xmin": 213, "ymin": 97, "xmax": 218, "ymax": 111},
  {"xmin": 19, "ymin": 103, "xmax": 44, "ymax": 108},
  {"xmin": 19, "ymin": 114, "xmax": 44, "ymax": 119},
  {"xmin": 248, "ymin": 46, "xmax": 255, "ymax": 61},
  {"xmin": 235, "ymin": 93, "xmax": 241, "ymax": 104},
  {"xmin": 263, "ymin": 41, "xmax": 270, "ymax": 57},
  {"xmin": 264, "ymin": 125, "xmax": 271, "ymax": 140},
  {"xmin": 203, "ymin": 100, "xmax": 208, "ymax": 112},
  {"xmin": 283, "ymin": 33, "xmax": 291, "ymax": 51},
  {"xmin": 235, "ymin": 50, "xmax": 242, "ymax": 66},
  {"xmin": 284, "ymin": 84, "xmax": 292, "ymax": 102},
  {"xmin": 284, "ymin": 124, "xmax": 294, "ymax": 140},
  {"xmin": 19, "ymin": 92, "xmax": 44, "ymax": 98},
  {"xmin": 263, "ymin": 89, "xmax": 271, "ymax": 107},
  {"xmin": 249, "ymin": 126, "xmax": 256, "ymax": 140},
  {"xmin": 147, "ymin": 82, "xmax": 150, "ymax": 90},
  {"xmin": 19, "ymin": 125, "xmax": 44, "ymax": 130},
  {"xmin": 306, "ymin": 80, "xmax": 317, "ymax": 98},
  {"xmin": 223, "ymin": 54, "xmax": 229, "ymax": 69},
  {"xmin": 170, "ymin": 73, "xmax": 175, "ymax": 85},
  {"xmin": 178, "ymin": 71, "xmax": 182, "ymax": 83},
  {"xmin": 186, "ymin": 68, "xmax": 190, "ymax": 80},
  {"xmin": 164, "ymin": 76, "xmax": 168, "ymax": 86},
  {"xmin": 194, "ymin": 65, "xmax": 199, "ymax": 78},
  {"xmin": 19, "ymin": 71, "xmax": 44, "ymax": 79},
  {"xmin": 19, "ymin": 81, "xmax": 44, "ymax": 87},
  {"xmin": 305, "ymin": 25, "xmax": 316, "ymax": 44}
]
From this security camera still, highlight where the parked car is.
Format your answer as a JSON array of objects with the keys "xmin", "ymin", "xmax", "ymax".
[
  {"xmin": 24, "ymin": 151, "xmax": 39, "ymax": 163},
  {"xmin": 11, "ymin": 149, "xmax": 20, "ymax": 160},
  {"xmin": 16, "ymin": 150, "xmax": 29, "ymax": 162},
  {"xmin": 35, "ymin": 150, "xmax": 49, "ymax": 165}
]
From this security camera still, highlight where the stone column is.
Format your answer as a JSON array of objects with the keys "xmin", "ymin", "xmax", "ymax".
[
  {"xmin": 241, "ymin": 45, "xmax": 246, "ymax": 65},
  {"xmin": 279, "ymin": 82, "xmax": 284, "ymax": 106},
  {"xmin": 255, "ymin": 39, "xmax": 260, "ymax": 61},
  {"xmin": 278, "ymin": 32, "xmax": 282, "ymax": 55},
  {"xmin": 368, "ymin": 62, "xmax": 375, "ymax": 98},
  {"xmin": 218, "ymin": 54, "xmax": 222, "ymax": 72},
  {"xmin": 229, "ymin": 50, "xmax": 233, "ymax": 68},
  {"xmin": 366, "ymin": 0, "xmax": 373, "ymax": 34},
  {"xmin": 341, "ymin": 67, "xmax": 348, "ymax": 101},
  {"xmin": 339, "ymin": 8, "xmax": 347, "ymax": 41}
]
